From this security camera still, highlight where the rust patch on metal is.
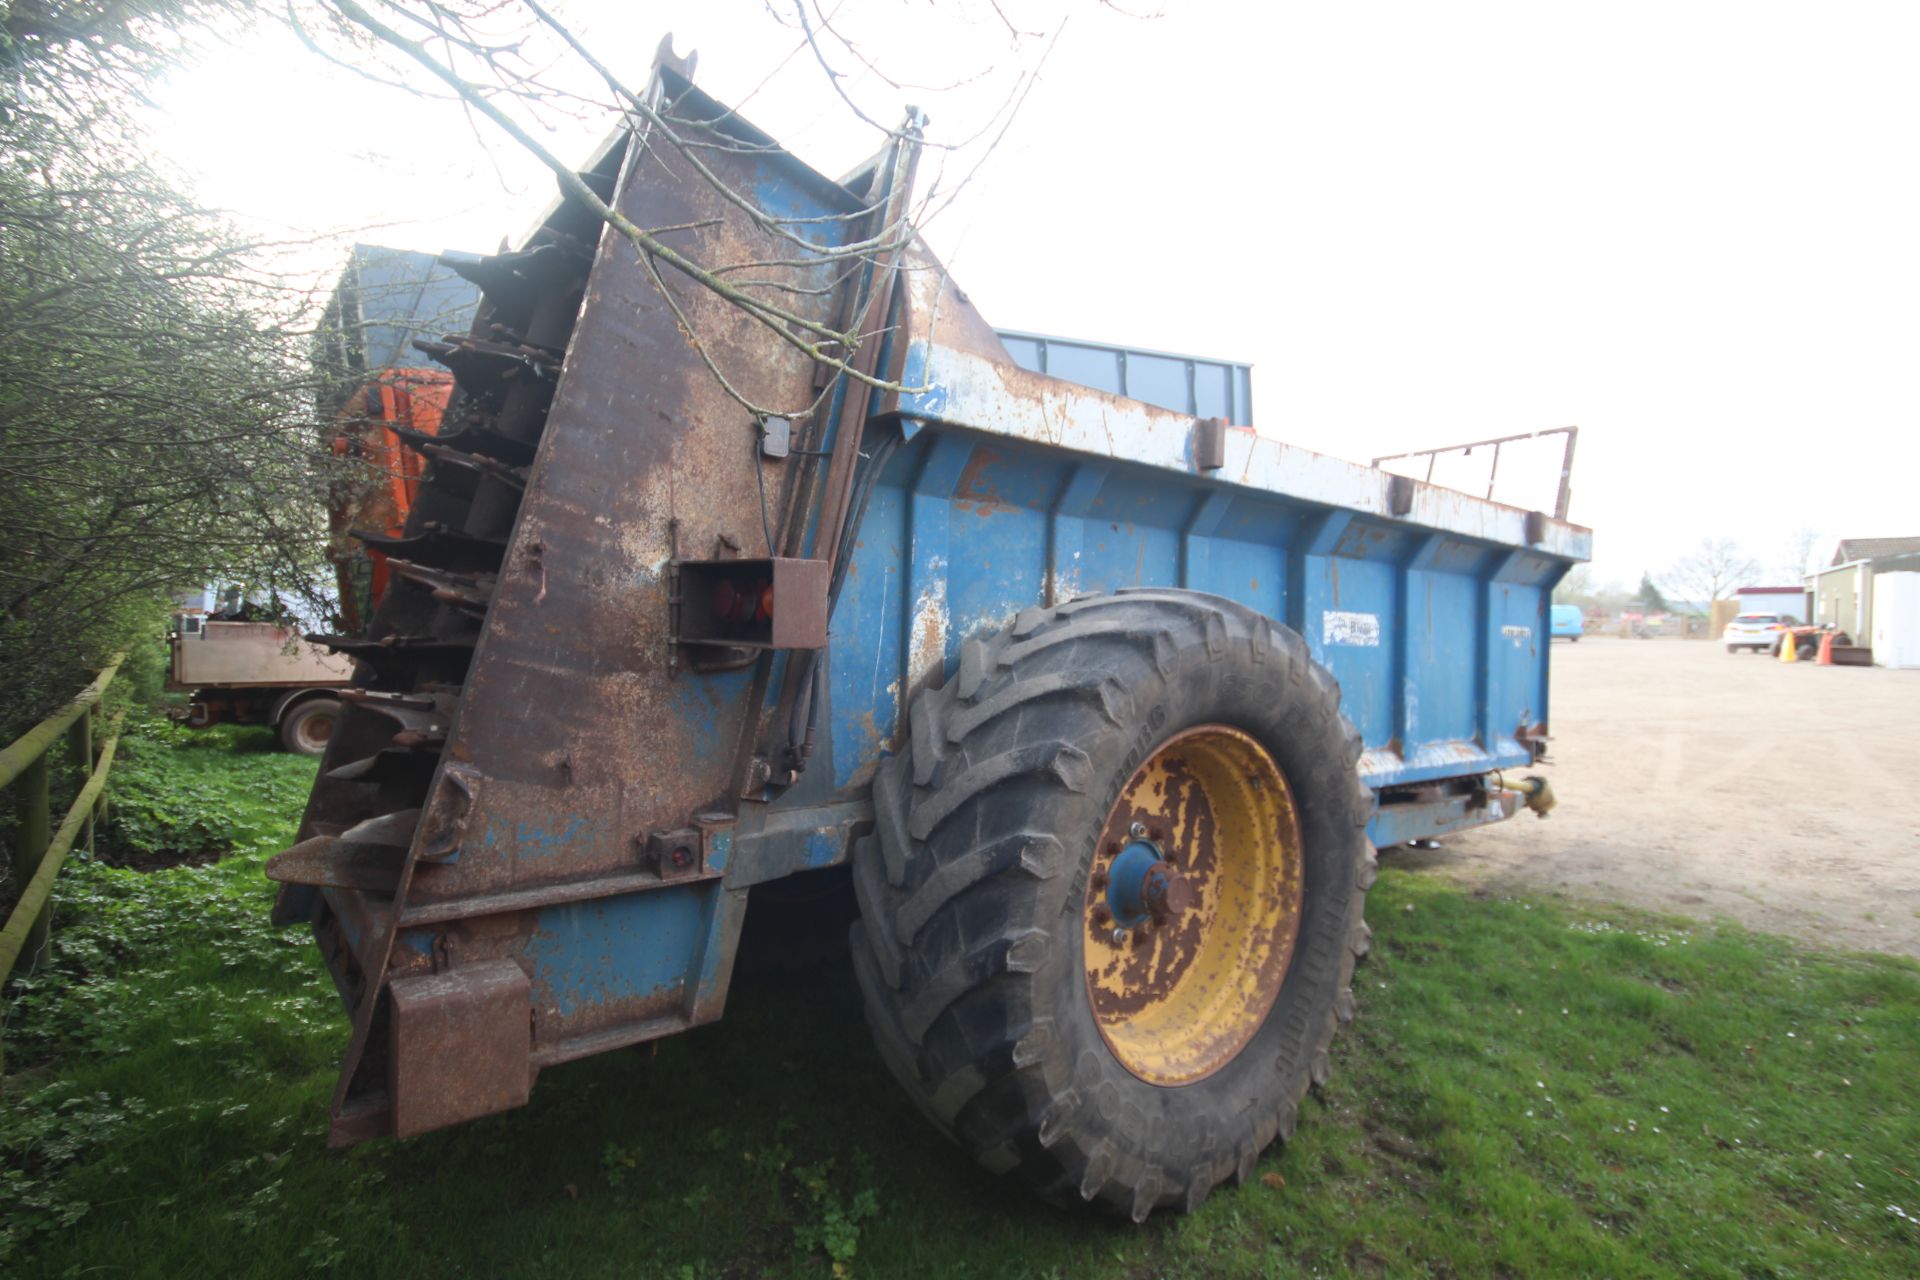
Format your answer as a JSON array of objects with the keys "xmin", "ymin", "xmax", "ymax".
[
  {"xmin": 954, "ymin": 445, "xmax": 1010, "ymax": 513},
  {"xmin": 906, "ymin": 574, "xmax": 949, "ymax": 695},
  {"xmin": 388, "ymin": 958, "xmax": 531, "ymax": 1138},
  {"xmin": 1086, "ymin": 752, "xmax": 1213, "ymax": 1015},
  {"xmin": 1082, "ymin": 724, "xmax": 1304, "ymax": 1085}
]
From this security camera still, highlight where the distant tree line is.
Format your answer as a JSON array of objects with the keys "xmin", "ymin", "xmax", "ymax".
[{"xmin": 1556, "ymin": 532, "xmax": 1818, "ymax": 619}]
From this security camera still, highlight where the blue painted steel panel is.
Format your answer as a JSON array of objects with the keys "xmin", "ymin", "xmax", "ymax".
[
  {"xmin": 830, "ymin": 482, "xmax": 906, "ymax": 788},
  {"xmin": 526, "ymin": 884, "xmax": 720, "ymax": 1018},
  {"xmin": 1074, "ymin": 473, "xmax": 1187, "ymax": 599},
  {"xmin": 995, "ymin": 329, "xmax": 1254, "ymax": 424},
  {"xmin": 943, "ymin": 448, "xmax": 1051, "ymax": 652},
  {"xmin": 802, "ymin": 424, "xmax": 1571, "ymax": 838},
  {"xmin": 1314, "ymin": 541, "xmax": 1396, "ymax": 748},
  {"xmin": 1407, "ymin": 566, "xmax": 1479, "ymax": 745},
  {"xmin": 671, "ymin": 666, "xmax": 756, "ymax": 767}
]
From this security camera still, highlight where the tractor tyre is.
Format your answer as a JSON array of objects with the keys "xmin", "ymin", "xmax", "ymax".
[
  {"xmin": 279, "ymin": 697, "xmax": 342, "ymax": 757},
  {"xmin": 849, "ymin": 589, "xmax": 1375, "ymax": 1219}
]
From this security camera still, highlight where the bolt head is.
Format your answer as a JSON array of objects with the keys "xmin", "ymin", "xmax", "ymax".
[
  {"xmin": 1129, "ymin": 821, "xmax": 1149, "ymax": 839},
  {"xmin": 1109, "ymin": 927, "xmax": 1129, "ymax": 946},
  {"xmin": 1091, "ymin": 903, "xmax": 1111, "ymax": 924},
  {"xmin": 1090, "ymin": 870, "xmax": 1108, "ymax": 891}
]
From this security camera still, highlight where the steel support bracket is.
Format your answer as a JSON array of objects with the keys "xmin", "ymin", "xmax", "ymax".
[
  {"xmin": 670, "ymin": 557, "xmax": 829, "ymax": 653},
  {"xmin": 388, "ymin": 958, "xmax": 531, "ymax": 1138}
]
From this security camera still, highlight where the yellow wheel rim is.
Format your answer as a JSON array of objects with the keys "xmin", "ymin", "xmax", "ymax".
[{"xmin": 1082, "ymin": 724, "xmax": 1304, "ymax": 1085}]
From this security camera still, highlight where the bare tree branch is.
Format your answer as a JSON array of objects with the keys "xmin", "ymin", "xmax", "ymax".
[
  {"xmin": 323, "ymin": 0, "xmax": 958, "ymax": 419},
  {"xmin": 1663, "ymin": 538, "xmax": 1761, "ymax": 610}
]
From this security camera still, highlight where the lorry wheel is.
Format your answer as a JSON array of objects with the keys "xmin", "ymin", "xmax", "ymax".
[
  {"xmin": 850, "ymin": 589, "xmax": 1375, "ymax": 1219},
  {"xmin": 279, "ymin": 698, "xmax": 342, "ymax": 757}
]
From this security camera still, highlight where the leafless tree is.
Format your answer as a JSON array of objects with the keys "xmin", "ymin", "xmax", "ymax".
[
  {"xmin": 1, "ymin": 0, "xmax": 252, "ymax": 123},
  {"xmin": 0, "ymin": 3, "xmax": 351, "ymax": 731},
  {"xmin": 1780, "ymin": 525, "xmax": 1820, "ymax": 581},
  {"xmin": 1551, "ymin": 564, "xmax": 1591, "ymax": 606},
  {"xmin": 1662, "ymin": 538, "xmax": 1760, "ymax": 613},
  {"xmin": 295, "ymin": 0, "xmax": 1064, "ymax": 425}
]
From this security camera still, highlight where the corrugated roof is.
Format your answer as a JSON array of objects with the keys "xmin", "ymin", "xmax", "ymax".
[{"xmin": 1832, "ymin": 537, "xmax": 1920, "ymax": 565}]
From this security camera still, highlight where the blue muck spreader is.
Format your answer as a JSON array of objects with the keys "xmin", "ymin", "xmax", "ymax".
[{"xmin": 273, "ymin": 45, "xmax": 1591, "ymax": 1219}]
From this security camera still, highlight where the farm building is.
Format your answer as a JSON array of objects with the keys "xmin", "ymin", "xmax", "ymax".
[{"xmin": 1808, "ymin": 537, "xmax": 1920, "ymax": 666}]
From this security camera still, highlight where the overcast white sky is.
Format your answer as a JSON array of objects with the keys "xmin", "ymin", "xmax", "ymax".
[{"xmin": 152, "ymin": 1, "xmax": 1920, "ymax": 587}]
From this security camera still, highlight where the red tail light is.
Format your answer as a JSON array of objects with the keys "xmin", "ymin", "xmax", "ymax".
[{"xmin": 712, "ymin": 577, "xmax": 775, "ymax": 625}]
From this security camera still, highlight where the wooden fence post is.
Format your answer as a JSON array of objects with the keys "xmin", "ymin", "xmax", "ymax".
[
  {"xmin": 93, "ymin": 703, "xmax": 109, "ymax": 830},
  {"xmin": 1, "ymin": 655, "xmax": 125, "ymax": 1067},
  {"xmin": 69, "ymin": 704, "xmax": 95, "ymax": 853},
  {"xmin": 12, "ymin": 754, "xmax": 51, "ymax": 964}
]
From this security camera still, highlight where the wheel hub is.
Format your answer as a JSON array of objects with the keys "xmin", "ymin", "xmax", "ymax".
[
  {"xmin": 1082, "ymin": 724, "xmax": 1305, "ymax": 1085},
  {"xmin": 1104, "ymin": 840, "xmax": 1194, "ymax": 929}
]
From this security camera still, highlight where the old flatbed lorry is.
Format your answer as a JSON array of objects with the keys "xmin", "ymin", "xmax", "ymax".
[
  {"xmin": 167, "ymin": 612, "xmax": 352, "ymax": 755},
  {"xmin": 270, "ymin": 46, "xmax": 1590, "ymax": 1219}
]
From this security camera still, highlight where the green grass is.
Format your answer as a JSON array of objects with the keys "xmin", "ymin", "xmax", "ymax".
[{"xmin": 4, "ymin": 717, "xmax": 1918, "ymax": 1278}]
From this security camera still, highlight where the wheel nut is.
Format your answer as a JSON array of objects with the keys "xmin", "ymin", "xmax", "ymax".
[
  {"xmin": 1091, "ymin": 904, "xmax": 1110, "ymax": 924},
  {"xmin": 1109, "ymin": 927, "xmax": 1129, "ymax": 946},
  {"xmin": 1090, "ymin": 870, "xmax": 1108, "ymax": 890},
  {"xmin": 1129, "ymin": 821, "xmax": 1148, "ymax": 839}
]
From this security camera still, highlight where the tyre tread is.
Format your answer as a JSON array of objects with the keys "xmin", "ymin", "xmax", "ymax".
[{"xmin": 850, "ymin": 589, "xmax": 1376, "ymax": 1218}]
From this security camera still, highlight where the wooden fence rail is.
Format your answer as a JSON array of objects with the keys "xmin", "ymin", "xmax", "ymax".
[{"xmin": 1, "ymin": 656, "xmax": 127, "ymax": 1061}]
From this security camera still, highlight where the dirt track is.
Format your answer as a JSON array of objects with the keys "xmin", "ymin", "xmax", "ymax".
[{"xmin": 1392, "ymin": 636, "xmax": 1920, "ymax": 958}]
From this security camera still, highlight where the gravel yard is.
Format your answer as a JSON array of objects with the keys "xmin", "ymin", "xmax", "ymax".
[{"xmin": 1397, "ymin": 635, "xmax": 1920, "ymax": 957}]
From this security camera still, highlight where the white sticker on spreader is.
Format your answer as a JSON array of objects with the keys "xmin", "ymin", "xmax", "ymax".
[
  {"xmin": 1502, "ymin": 625, "xmax": 1532, "ymax": 644},
  {"xmin": 1323, "ymin": 610, "xmax": 1381, "ymax": 647}
]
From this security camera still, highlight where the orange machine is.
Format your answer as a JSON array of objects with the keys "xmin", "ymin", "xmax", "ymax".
[
  {"xmin": 327, "ymin": 370, "xmax": 456, "ymax": 633},
  {"xmin": 318, "ymin": 244, "xmax": 479, "ymax": 632}
]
